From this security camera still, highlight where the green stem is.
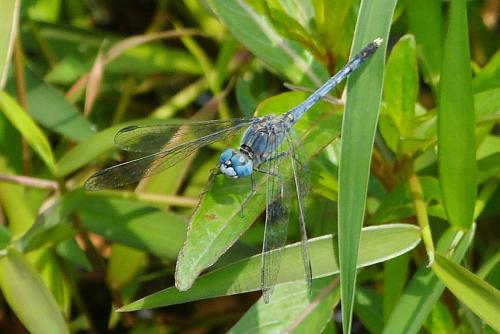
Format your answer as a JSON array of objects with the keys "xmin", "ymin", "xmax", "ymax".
[{"xmin": 408, "ymin": 169, "xmax": 435, "ymax": 266}]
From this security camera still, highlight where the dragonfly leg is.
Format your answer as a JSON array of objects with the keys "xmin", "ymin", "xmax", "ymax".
[
  {"xmin": 239, "ymin": 173, "xmax": 257, "ymax": 218},
  {"xmin": 199, "ymin": 168, "xmax": 222, "ymax": 198}
]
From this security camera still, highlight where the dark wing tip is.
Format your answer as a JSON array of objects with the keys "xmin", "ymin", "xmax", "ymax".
[
  {"xmin": 118, "ymin": 125, "xmax": 139, "ymax": 133},
  {"xmin": 84, "ymin": 169, "xmax": 110, "ymax": 191}
]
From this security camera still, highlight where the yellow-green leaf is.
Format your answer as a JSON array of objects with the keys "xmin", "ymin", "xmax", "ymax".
[
  {"xmin": 0, "ymin": 91, "xmax": 56, "ymax": 173},
  {"xmin": 432, "ymin": 253, "xmax": 500, "ymax": 332}
]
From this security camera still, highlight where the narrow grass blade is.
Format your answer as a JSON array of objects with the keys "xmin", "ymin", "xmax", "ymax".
[
  {"xmin": 438, "ymin": 0, "xmax": 476, "ymax": 230},
  {"xmin": 337, "ymin": 1, "xmax": 396, "ymax": 333},
  {"xmin": 432, "ymin": 253, "xmax": 500, "ymax": 332}
]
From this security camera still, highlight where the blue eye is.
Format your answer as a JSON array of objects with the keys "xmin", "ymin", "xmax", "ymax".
[{"xmin": 220, "ymin": 149, "xmax": 233, "ymax": 163}]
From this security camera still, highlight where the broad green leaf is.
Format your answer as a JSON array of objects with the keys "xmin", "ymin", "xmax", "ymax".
[
  {"xmin": 229, "ymin": 277, "xmax": 339, "ymax": 334},
  {"xmin": 406, "ymin": 0, "xmax": 443, "ymax": 87},
  {"xmin": 175, "ymin": 92, "xmax": 343, "ymax": 291},
  {"xmin": 432, "ymin": 253, "xmax": 500, "ymax": 332},
  {"xmin": 337, "ymin": 1, "xmax": 395, "ymax": 333},
  {"xmin": 5, "ymin": 68, "xmax": 94, "ymax": 142},
  {"xmin": 16, "ymin": 190, "xmax": 84, "ymax": 253},
  {"xmin": 28, "ymin": 249, "xmax": 72, "ymax": 315},
  {"xmin": 381, "ymin": 34, "xmax": 419, "ymax": 154},
  {"xmin": 208, "ymin": 0, "xmax": 328, "ymax": 87},
  {"xmin": 78, "ymin": 195, "xmax": 186, "ymax": 259},
  {"xmin": 383, "ymin": 225, "xmax": 476, "ymax": 334},
  {"xmin": 121, "ymin": 224, "xmax": 420, "ymax": 310},
  {"xmin": 0, "ymin": 91, "xmax": 56, "ymax": 172},
  {"xmin": 0, "ymin": 0, "xmax": 19, "ymax": 88},
  {"xmin": 437, "ymin": 0, "xmax": 476, "ymax": 230},
  {"xmin": 0, "ymin": 248, "xmax": 68, "ymax": 334}
]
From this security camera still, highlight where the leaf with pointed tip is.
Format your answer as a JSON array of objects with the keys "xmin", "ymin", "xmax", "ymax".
[{"xmin": 121, "ymin": 224, "xmax": 420, "ymax": 311}]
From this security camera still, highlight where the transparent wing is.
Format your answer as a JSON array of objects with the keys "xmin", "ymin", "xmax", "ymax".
[
  {"xmin": 85, "ymin": 120, "xmax": 254, "ymax": 190},
  {"xmin": 286, "ymin": 131, "xmax": 312, "ymax": 293},
  {"xmin": 115, "ymin": 118, "xmax": 256, "ymax": 153},
  {"xmin": 261, "ymin": 134, "xmax": 291, "ymax": 303}
]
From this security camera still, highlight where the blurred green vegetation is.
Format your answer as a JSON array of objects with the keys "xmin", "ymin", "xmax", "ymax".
[{"xmin": 0, "ymin": 0, "xmax": 499, "ymax": 333}]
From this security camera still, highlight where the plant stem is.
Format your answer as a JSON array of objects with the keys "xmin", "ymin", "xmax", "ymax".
[{"xmin": 408, "ymin": 168, "xmax": 435, "ymax": 266}]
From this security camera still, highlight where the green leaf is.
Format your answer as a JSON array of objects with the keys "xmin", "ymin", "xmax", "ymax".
[
  {"xmin": 175, "ymin": 92, "xmax": 342, "ymax": 291},
  {"xmin": 16, "ymin": 190, "xmax": 84, "ymax": 253},
  {"xmin": 337, "ymin": 1, "xmax": 395, "ymax": 333},
  {"xmin": 381, "ymin": 34, "xmax": 419, "ymax": 154},
  {"xmin": 432, "ymin": 253, "xmax": 500, "ymax": 332},
  {"xmin": 0, "ymin": 91, "xmax": 56, "ymax": 173},
  {"xmin": 406, "ymin": 0, "xmax": 443, "ymax": 87},
  {"xmin": 354, "ymin": 288, "xmax": 384, "ymax": 334},
  {"xmin": 473, "ymin": 50, "xmax": 500, "ymax": 93},
  {"xmin": 371, "ymin": 176, "xmax": 445, "ymax": 223},
  {"xmin": 55, "ymin": 118, "xmax": 167, "ymax": 177},
  {"xmin": 78, "ymin": 195, "xmax": 186, "ymax": 259},
  {"xmin": 313, "ymin": 0, "xmax": 356, "ymax": 57},
  {"xmin": 0, "ymin": 159, "xmax": 35, "ymax": 236},
  {"xmin": 120, "ymin": 224, "xmax": 420, "ymax": 311},
  {"xmin": 228, "ymin": 277, "xmax": 339, "ymax": 333},
  {"xmin": 208, "ymin": 0, "xmax": 328, "ymax": 87},
  {"xmin": 5, "ymin": 68, "xmax": 94, "ymax": 142},
  {"xmin": 107, "ymin": 244, "xmax": 146, "ymax": 290},
  {"xmin": 437, "ymin": 0, "xmax": 476, "ymax": 230},
  {"xmin": 0, "ymin": 0, "xmax": 19, "ymax": 88},
  {"xmin": 28, "ymin": 249, "xmax": 72, "ymax": 315},
  {"xmin": 383, "ymin": 252, "xmax": 410, "ymax": 321},
  {"xmin": 424, "ymin": 301, "xmax": 456, "ymax": 334},
  {"xmin": 0, "ymin": 248, "xmax": 68, "ymax": 334},
  {"xmin": 383, "ymin": 225, "xmax": 476, "ymax": 334}
]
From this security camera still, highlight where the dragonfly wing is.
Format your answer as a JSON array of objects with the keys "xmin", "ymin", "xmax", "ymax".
[
  {"xmin": 85, "ymin": 120, "xmax": 253, "ymax": 190},
  {"xmin": 261, "ymin": 135, "xmax": 290, "ymax": 303},
  {"xmin": 115, "ymin": 118, "xmax": 256, "ymax": 153},
  {"xmin": 286, "ymin": 131, "xmax": 312, "ymax": 292}
]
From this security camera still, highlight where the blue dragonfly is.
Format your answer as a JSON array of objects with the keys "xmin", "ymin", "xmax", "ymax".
[{"xmin": 85, "ymin": 38, "xmax": 382, "ymax": 302}]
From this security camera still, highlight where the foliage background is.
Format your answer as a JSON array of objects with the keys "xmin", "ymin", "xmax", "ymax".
[{"xmin": 0, "ymin": 0, "xmax": 498, "ymax": 333}]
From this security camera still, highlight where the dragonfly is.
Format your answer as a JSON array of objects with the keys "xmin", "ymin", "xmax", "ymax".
[{"xmin": 85, "ymin": 38, "xmax": 382, "ymax": 302}]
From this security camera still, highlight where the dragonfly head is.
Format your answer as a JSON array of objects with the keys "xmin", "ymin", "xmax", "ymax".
[{"xmin": 220, "ymin": 149, "xmax": 253, "ymax": 178}]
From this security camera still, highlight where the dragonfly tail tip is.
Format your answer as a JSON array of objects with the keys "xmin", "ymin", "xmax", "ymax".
[{"xmin": 373, "ymin": 38, "xmax": 384, "ymax": 46}]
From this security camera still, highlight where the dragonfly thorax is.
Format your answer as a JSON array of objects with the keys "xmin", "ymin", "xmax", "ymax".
[{"xmin": 219, "ymin": 148, "xmax": 253, "ymax": 178}]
